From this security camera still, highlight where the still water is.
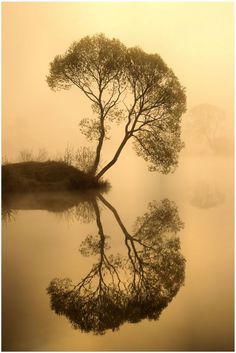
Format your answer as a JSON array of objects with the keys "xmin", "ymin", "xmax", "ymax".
[{"xmin": 2, "ymin": 154, "xmax": 234, "ymax": 351}]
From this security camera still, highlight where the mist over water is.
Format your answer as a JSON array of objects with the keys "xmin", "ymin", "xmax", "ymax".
[
  {"xmin": 2, "ymin": 2, "xmax": 234, "ymax": 351},
  {"xmin": 2, "ymin": 151, "xmax": 233, "ymax": 351}
]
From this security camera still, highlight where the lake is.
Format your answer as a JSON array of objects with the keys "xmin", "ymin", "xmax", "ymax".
[{"xmin": 2, "ymin": 154, "xmax": 234, "ymax": 351}]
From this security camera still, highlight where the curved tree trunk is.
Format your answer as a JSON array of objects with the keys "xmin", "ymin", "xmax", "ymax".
[
  {"xmin": 89, "ymin": 117, "xmax": 105, "ymax": 176},
  {"xmin": 95, "ymin": 134, "xmax": 131, "ymax": 179}
]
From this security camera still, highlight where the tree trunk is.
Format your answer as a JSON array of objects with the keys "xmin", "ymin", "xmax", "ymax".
[
  {"xmin": 90, "ymin": 126, "xmax": 105, "ymax": 175},
  {"xmin": 95, "ymin": 134, "xmax": 130, "ymax": 179},
  {"xmin": 89, "ymin": 108, "xmax": 105, "ymax": 176}
]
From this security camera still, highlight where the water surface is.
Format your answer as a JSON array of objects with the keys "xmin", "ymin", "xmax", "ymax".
[{"xmin": 2, "ymin": 154, "xmax": 234, "ymax": 351}]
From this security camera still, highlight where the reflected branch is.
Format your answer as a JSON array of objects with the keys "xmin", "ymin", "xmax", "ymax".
[{"xmin": 47, "ymin": 196, "xmax": 185, "ymax": 334}]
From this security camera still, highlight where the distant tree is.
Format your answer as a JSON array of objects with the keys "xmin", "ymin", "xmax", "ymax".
[
  {"xmin": 189, "ymin": 180, "xmax": 224, "ymax": 209},
  {"xmin": 47, "ymin": 34, "xmax": 186, "ymax": 179},
  {"xmin": 185, "ymin": 103, "xmax": 231, "ymax": 155},
  {"xmin": 47, "ymin": 196, "xmax": 185, "ymax": 334}
]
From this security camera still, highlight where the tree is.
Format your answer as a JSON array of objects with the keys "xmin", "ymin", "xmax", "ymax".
[
  {"xmin": 184, "ymin": 103, "xmax": 232, "ymax": 155},
  {"xmin": 47, "ymin": 34, "xmax": 186, "ymax": 179},
  {"xmin": 47, "ymin": 195, "xmax": 185, "ymax": 334},
  {"xmin": 189, "ymin": 180, "xmax": 224, "ymax": 209}
]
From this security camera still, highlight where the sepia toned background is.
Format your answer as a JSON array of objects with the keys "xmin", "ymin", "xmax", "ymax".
[
  {"xmin": 2, "ymin": 2, "xmax": 234, "ymax": 163},
  {"xmin": 2, "ymin": 2, "xmax": 234, "ymax": 351}
]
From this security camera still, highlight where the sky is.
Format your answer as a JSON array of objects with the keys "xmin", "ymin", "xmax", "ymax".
[{"xmin": 2, "ymin": 2, "xmax": 234, "ymax": 161}]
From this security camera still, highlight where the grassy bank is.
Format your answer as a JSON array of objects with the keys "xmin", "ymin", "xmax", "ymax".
[{"xmin": 2, "ymin": 161, "xmax": 108, "ymax": 193}]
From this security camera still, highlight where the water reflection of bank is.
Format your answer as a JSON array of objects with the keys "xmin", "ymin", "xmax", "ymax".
[
  {"xmin": 2, "ymin": 191, "xmax": 186, "ymax": 335},
  {"xmin": 2, "ymin": 191, "xmax": 97, "ymax": 223},
  {"xmin": 46, "ymin": 194, "xmax": 186, "ymax": 333}
]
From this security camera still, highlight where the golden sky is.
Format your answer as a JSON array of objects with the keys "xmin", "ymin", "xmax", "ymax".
[{"xmin": 2, "ymin": 2, "xmax": 234, "ymax": 160}]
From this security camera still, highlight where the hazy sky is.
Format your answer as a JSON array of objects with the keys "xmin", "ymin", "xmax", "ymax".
[{"xmin": 2, "ymin": 2, "xmax": 234, "ymax": 161}]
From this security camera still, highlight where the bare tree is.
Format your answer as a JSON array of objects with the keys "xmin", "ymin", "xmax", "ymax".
[
  {"xmin": 74, "ymin": 146, "xmax": 96, "ymax": 173},
  {"xmin": 62, "ymin": 144, "xmax": 74, "ymax": 165},
  {"xmin": 35, "ymin": 148, "xmax": 49, "ymax": 162},
  {"xmin": 47, "ymin": 34, "xmax": 186, "ymax": 179},
  {"xmin": 18, "ymin": 149, "xmax": 34, "ymax": 162}
]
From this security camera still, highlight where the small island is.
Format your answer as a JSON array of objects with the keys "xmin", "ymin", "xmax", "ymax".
[{"xmin": 2, "ymin": 161, "xmax": 108, "ymax": 193}]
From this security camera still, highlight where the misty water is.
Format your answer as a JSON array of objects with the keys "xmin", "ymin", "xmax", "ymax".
[{"xmin": 2, "ymin": 154, "xmax": 234, "ymax": 351}]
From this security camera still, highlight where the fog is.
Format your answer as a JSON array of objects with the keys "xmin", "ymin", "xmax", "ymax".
[
  {"xmin": 2, "ymin": 4, "xmax": 234, "ymax": 351},
  {"xmin": 2, "ymin": 2, "xmax": 234, "ymax": 163}
]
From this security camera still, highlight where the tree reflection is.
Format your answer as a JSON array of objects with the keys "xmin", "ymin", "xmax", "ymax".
[
  {"xmin": 47, "ymin": 195, "xmax": 185, "ymax": 334},
  {"xmin": 189, "ymin": 180, "xmax": 224, "ymax": 209}
]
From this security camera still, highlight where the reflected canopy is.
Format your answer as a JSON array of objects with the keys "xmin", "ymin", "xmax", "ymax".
[
  {"xmin": 45, "ymin": 193, "xmax": 186, "ymax": 334},
  {"xmin": 2, "ymin": 191, "xmax": 185, "ymax": 334}
]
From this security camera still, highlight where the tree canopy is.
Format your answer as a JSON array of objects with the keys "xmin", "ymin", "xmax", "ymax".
[{"xmin": 47, "ymin": 34, "xmax": 186, "ymax": 178}]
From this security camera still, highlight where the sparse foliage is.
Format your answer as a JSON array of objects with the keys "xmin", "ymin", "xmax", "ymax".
[
  {"xmin": 47, "ymin": 34, "xmax": 186, "ymax": 178},
  {"xmin": 64, "ymin": 200, "xmax": 96, "ymax": 224},
  {"xmin": 18, "ymin": 149, "xmax": 34, "ymax": 162},
  {"xmin": 58, "ymin": 145, "xmax": 96, "ymax": 173},
  {"xmin": 74, "ymin": 146, "xmax": 95, "ymax": 173},
  {"xmin": 18, "ymin": 148, "xmax": 49, "ymax": 163},
  {"xmin": 62, "ymin": 144, "xmax": 74, "ymax": 165},
  {"xmin": 35, "ymin": 148, "xmax": 49, "ymax": 162}
]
